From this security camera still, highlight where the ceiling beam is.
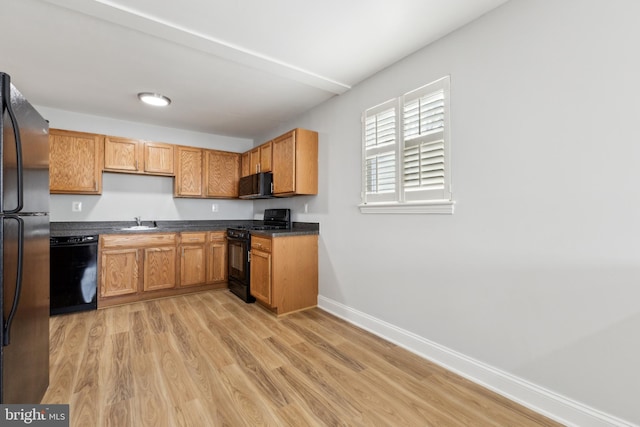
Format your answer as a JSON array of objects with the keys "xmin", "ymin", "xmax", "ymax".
[{"xmin": 40, "ymin": 0, "xmax": 352, "ymax": 95}]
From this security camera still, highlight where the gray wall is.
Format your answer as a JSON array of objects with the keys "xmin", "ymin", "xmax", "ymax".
[
  {"xmin": 255, "ymin": 0, "xmax": 640, "ymax": 424},
  {"xmin": 39, "ymin": 107, "xmax": 255, "ymax": 221}
]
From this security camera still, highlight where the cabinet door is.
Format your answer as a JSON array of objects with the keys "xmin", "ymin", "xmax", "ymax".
[
  {"xmin": 49, "ymin": 129, "xmax": 103, "ymax": 194},
  {"xmin": 271, "ymin": 132, "xmax": 296, "ymax": 194},
  {"xmin": 241, "ymin": 152, "xmax": 250, "ymax": 177},
  {"xmin": 250, "ymin": 249, "xmax": 271, "ymax": 305},
  {"xmin": 207, "ymin": 237, "xmax": 227, "ymax": 283},
  {"xmin": 206, "ymin": 150, "xmax": 240, "ymax": 198},
  {"xmin": 145, "ymin": 142, "xmax": 174, "ymax": 175},
  {"xmin": 249, "ymin": 147, "xmax": 261, "ymax": 174},
  {"xmin": 143, "ymin": 247, "xmax": 177, "ymax": 291},
  {"xmin": 104, "ymin": 136, "xmax": 140, "ymax": 172},
  {"xmin": 260, "ymin": 141, "xmax": 272, "ymax": 172},
  {"xmin": 175, "ymin": 146, "xmax": 203, "ymax": 197},
  {"xmin": 180, "ymin": 245, "xmax": 206, "ymax": 286},
  {"xmin": 180, "ymin": 233, "xmax": 207, "ymax": 287},
  {"xmin": 100, "ymin": 249, "xmax": 139, "ymax": 297}
]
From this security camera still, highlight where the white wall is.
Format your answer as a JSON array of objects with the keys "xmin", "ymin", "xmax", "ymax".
[
  {"xmin": 38, "ymin": 107, "xmax": 255, "ymax": 221},
  {"xmin": 256, "ymin": 0, "xmax": 640, "ymax": 424}
]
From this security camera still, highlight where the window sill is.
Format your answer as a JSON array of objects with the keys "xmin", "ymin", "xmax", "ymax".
[{"xmin": 358, "ymin": 200, "xmax": 455, "ymax": 214}]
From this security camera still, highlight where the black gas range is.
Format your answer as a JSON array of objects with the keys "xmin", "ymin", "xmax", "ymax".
[{"xmin": 227, "ymin": 209, "xmax": 291, "ymax": 302}]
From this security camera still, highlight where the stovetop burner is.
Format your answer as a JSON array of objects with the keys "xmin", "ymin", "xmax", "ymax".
[
  {"xmin": 228, "ymin": 208, "xmax": 291, "ymax": 234},
  {"xmin": 249, "ymin": 225, "xmax": 288, "ymax": 230}
]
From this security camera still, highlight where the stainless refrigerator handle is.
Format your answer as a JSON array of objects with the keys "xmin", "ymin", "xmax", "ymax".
[
  {"xmin": 1, "ymin": 74, "xmax": 24, "ymax": 214},
  {"xmin": 3, "ymin": 216, "xmax": 24, "ymax": 347}
]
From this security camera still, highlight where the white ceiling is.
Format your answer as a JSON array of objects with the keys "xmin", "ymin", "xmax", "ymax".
[{"xmin": 0, "ymin": 0, "xmax": 508, "ymax": 139}]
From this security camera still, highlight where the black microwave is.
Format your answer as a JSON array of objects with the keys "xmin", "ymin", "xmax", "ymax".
[{"xmin": 238, "ymin": 172, "xmax": 274, "ymax": 199}]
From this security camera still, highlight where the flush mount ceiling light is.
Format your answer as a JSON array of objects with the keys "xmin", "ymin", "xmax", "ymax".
[{"xmin": 137, "ymin": 92, "xmax": 171, "ymax": 107}]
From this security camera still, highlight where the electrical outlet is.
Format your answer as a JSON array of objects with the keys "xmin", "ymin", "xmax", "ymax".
[
  {"xmin": 211, "ymin": 203, "xmax": 218, "ymax": 212},
  {"xmin": 72, "ymin": 201, "xmax": 82, "ymax": 212}
]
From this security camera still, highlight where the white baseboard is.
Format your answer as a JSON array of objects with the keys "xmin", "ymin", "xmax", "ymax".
[{"xmin": 317, "ymin": 296, "xmax": 636, "ymax": 427}]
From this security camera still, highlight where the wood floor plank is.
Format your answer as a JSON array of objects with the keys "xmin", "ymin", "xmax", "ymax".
[
  {"xmin": 42, "ymin": 289, "xmax": 563, "ymax": 427},
  {"xmin": 282, "ymin": 317, "xmax": 366, "ymax": 373},
  {"xmin": 103, "ymin": 332, "xmax": 134, "ymax": 405},
  {"xmin": 292, "ymin": 340, "xmax": 443, "ymax": 426},
  {"xmin": 273, "ymin": 365, "xmax": 348, "ymax": 426},
  {"xmin": 130, "ymin": 353, "xmax": 171, "ymax": 427},
  {"xmin": 264, "ymin": 336, "xmax": 365, "ymax": 421},
  {"xmin": 103, "ymin": 399, "xmax": 132, "ymax": 427},
  {"xmin": 149, "ymin": 331, "xmax": 197, "ymax": 405},
  {"xmin": 69, "ymin": 382, "xmax": 101, "ymax": 427},
  {"xmin": 218, "ymin": 364, "xmax": 282, "ymax": 426},
  {"xmin": 144, "ymin": 300, "xmax": 167, "ymax": 334},
  {"xmin": 43, "ymin": 351, "xmax": 79, "ymax": 404}
]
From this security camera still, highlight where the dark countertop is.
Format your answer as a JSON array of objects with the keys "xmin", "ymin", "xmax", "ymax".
[{"xmin": 50, "ymin": 220, "xmax": 319, "ymax": 238}]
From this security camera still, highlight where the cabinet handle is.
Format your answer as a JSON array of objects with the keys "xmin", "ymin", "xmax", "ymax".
[
  {"xmin": 182, "ymin": 248, "xmax": 184, "ymax": 257},
  {"xmin": 136, "ymin": 159, "xmax": 138, "ymax": 170}
]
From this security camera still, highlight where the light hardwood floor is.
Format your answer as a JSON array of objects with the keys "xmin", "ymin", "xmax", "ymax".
[{"xmin": 42, "ymin": 290, "xmax": 562, "ymax": 426}]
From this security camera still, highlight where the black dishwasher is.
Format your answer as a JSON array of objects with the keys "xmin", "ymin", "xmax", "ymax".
[{"xmin": 50, "ymin": 235, "xmax": 98, "ymax": 315}]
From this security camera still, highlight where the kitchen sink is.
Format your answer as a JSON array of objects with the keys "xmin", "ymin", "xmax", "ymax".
[{"xmin": 119, "ymin": 225, "xmax": 158, "ymax": 231}]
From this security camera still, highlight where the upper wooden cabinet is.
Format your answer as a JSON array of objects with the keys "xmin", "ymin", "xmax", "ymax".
[
  {"xmin": 246, "ymin": 141, "xmax": 272, "ymax": 176},
  {"xmin": 240, "ymin": 128, "xmax": 318, "ymax": 196},
  {"xmin": 49, "ymin": 126, "xmax": 317, "ymax": 199},
  {"xmin": 260, "ymin": 141, "xmax": 272, "ymax": 173},
  {"xmin": 104, "ymin": 136, "xmax": 174, "ymax": 176},
  {"xmin": 272, "ymin": 128, "xmax": 318, "ymax": 196},
  {"xmin": 174, "ymin": 146, "xmax": 204, "ymax": 197},
  {"xmin": 49, "ymin": 129, "xmax": 103, "ymax": 194},
  {"xmin": 205, "ymin": 150, "xmax": 240, "ymax": 198},
  {"xmin": 104, "ymin": 136, "xmax": 138, "ymax": 173},
  {"xmin": 175, "ymin": 146, "xmax": 241, "ymax": 199},
  {"xmin": 241, "ymin": 152, "xmax": 250, "ymax": 177}
]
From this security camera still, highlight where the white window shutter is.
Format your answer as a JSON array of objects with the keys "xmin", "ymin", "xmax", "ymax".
[
  {"xmin": 362, "ymin": 99, "xmax": 398, "ymax": 203},
  {"xmin": 360, "ymin": 76, "xmax": 452, "ymax": 212},
  {"xmin": 402, "ymin": 77, "xmax": 451, "ymax": 202}
]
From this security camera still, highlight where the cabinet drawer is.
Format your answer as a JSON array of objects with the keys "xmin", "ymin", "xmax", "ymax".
[
  {"xmin": 251, "ymin": 235, "xmax": 272, "ymax": 252},
  {"xmin": 102, "ymin": 233, "xmax": 177, "ymax": 248},
  {"xmin": 180, "ymin": 232, "xmax": 206, "ymax": 244},
  {"xmin": 208, "ymin": 231, "xmax": 226, "ymax": 242}
]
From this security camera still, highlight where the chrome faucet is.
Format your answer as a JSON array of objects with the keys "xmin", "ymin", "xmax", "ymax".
[{"xmin": 134, "ymin": 216, "xmax": 142, "ymax": 226}]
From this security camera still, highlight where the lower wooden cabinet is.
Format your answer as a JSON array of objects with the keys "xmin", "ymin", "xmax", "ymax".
[
  {"xmin": 100, "ymin": 248, "xmax": 139, "ymax": 298},
  {"xmin": 179, "ymin": 232, "xmax": 207, "ymax": 287},
  {"xmin": 143, "ymin": 246, "xmax": 177, "ymax": 291},
  {"xmin": 99, "ymin": 230, "xmax": 227, "ymax": 307},
  {"xmin": 250, "ymin": 245, "xmax": 272, "ymax": 305},
  {"xmin": 100, "ymin": 233, "xmax": 177, "ymax": 305},
  {"xmin": 207, "ymin": 232, "xmax": 228, "ymax": 283},
  {"xmin": 250, "ymin": 234, "xmax": 318, "ymax": 316}
]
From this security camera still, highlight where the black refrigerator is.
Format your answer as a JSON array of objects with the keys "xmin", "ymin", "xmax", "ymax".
[{"xmin": 0, "ymin": 72, "xmax": 50, "ymax": 404}]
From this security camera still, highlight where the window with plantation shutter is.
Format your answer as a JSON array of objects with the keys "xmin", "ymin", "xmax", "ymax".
[
  {"xmin": 363, "ymin": 100, "xmax": 398, "ymax": 203},
  {"xmin": 360, "ymin": 76, "xmax": 454, "ymax": 214}
]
